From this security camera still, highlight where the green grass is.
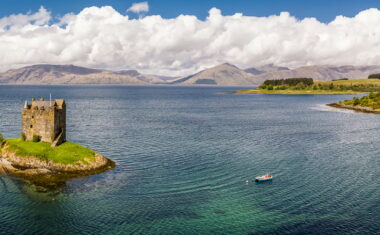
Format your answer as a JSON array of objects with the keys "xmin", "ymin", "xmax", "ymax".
[
  {"xmin": 318, "ymin": 79, "xmax": 380, "ymax": 85},
  {"xmin": 235, "ymin": 89, "xmax": 360, "ymax": 95},
  {"xmin": 339, "ymin": 91, "xmax": 380, "ymax": 110},
  {"xmin": 236, "ymin": 79, "xmax": 380, "ymax": 95},
  {"xmin": 3, "ymin": 139, "xmax": 96, "ymax": 165}
]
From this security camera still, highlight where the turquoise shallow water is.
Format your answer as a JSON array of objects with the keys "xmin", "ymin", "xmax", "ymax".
[{"xmin": 0, "ymin": 85, "xmax": 379, "ymax": 234}]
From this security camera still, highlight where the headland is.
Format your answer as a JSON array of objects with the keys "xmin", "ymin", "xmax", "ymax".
[
  {"xmin": 235, "ymin": 78, "xmax": 380, "ymax": 95},
  {"xmin": 327, "ymin": 91, "xmax": 380, "ymax": 114}
]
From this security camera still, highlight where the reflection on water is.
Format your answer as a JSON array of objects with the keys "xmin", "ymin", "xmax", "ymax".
[{"xmin": 0, "ymin": 86, "xmax": 379, "ymax": 234}]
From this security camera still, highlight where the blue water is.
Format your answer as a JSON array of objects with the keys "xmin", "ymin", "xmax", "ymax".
[{"xmin": 0, "ymin": 85, "xmax": 379, "ymax": 234}]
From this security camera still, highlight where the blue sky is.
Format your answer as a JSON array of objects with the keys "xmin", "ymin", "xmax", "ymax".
[
  {"xmin": 2, "ymin": 0, "xmax": 380, "ymax": 74},
  {"xmin": 1, "ymin": 0, "xmax": 380, "ymax": 22}
]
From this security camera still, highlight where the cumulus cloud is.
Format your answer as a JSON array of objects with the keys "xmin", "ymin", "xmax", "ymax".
[
  {"xmin": 0, "ymin": 6, "xmax": 51, "ymax": 31},
  {"xmin": 1, "ymin": 6, "xmax": 380, "ymax": 75},
  {"xmin": 127, "ymin": 2, "xmax": 149, "ymax": 14}
]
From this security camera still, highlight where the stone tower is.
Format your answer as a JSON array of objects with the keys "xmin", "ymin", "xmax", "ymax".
[{"xmin": 22, "ymin": 98, "xmax": 66, "ymax": 147}]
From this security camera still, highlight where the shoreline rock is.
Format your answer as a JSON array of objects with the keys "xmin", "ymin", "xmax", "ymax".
[
  {"xmin": 327, "ymin": 103, "xmax": 380, "ymax": 114},
  {"xmin": 0, "ymin": 143, "xmax": 115, "ymax": 186}
]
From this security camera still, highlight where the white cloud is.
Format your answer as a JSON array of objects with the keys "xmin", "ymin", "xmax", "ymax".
[
  {"xmin": 1, "ymin": 6, "xmax": 380, "ymax": 75},
  {"xmin": 127, "ymin": 2, "xmax": 149, "ymax": 14},
  {"xmin": 0, "ymin": 6, "xmax": 51, "ymax": 32}
]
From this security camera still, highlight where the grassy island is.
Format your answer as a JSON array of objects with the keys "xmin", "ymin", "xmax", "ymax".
[
  {"xmin": 0, "ymin": 136, "xmax": 115, "ymax": 186},
  {"xmin": 236, "ymin": 78, "xmax": 380, "ymax": 95},
  {"xmin": 4, "ymin": 139, "xmax": 96, "ymax": 165},
  {"xmin": 328, "ymin": 92, "xmax": 380, "ymax": 114},
  {"xmin": 0, "ymin": 98, "xmax": 115, "ymax": 189}
]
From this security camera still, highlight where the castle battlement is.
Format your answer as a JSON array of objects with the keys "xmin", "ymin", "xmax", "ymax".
[
  {"xmin": 23, "ymin": 98, "xmax": 65, "ymax": 110},
  {"xmin": 22, "ymin": 98, "xmax": 66, "ymax": 146}
]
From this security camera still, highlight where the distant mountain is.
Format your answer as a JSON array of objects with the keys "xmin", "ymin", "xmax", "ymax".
[
  {"xmin": 245, "ymin": 65, "xmax": 380, "ymax": 83},
  {"xmin": 152, "ymin": 74, "xmax": 178, "ymax": 81},
  {"xmin": 171, "ymin": 63, "xmax": 380, "ymax": 86},
  {"xmin": 0, "ymin": 64, "xmax": 164, "ymax": 85},
  {"xmin": 170, "ymin": 63, "xmax": 380, "ymax": 86},
  {"xmin": 172, "ymin": 63, "xmax": 258, "ymax": 85},
  {"xmin": 1, "ymin": 63, "xmax": 380, "ymax": 85},
  {"xmin": 245, "ymin": 64, "xmax": 290, "ymax": 75}
]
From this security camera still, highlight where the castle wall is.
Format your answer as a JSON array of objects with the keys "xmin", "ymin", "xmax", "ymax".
[
  {"xmin": 22, "ymin": 109, "xmax": 55, "ymax": 142},
  {"xmin": 53, "ymin": 105, "xmax": 66, "ymax": 142},
  {"xmin": 21, "ymin": 99, "xmax": 66, "ymax": 145}
]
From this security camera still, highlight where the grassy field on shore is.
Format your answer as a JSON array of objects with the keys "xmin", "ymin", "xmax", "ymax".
[
  {"xmin": 235, "ymin": 89, "xmax": 360, "ymax": 95},
  {"xmin": 2, "ymin": 139, "xmax": 95, "ymax": 165},
  {"xmin": 236, "ymin": 79, "xmax": 380, "ymax": 95}
]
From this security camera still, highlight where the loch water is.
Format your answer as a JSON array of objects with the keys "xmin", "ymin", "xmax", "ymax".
[{"xmin": 0, "ymin": 85, "xmax": 379, "ymax": 234}]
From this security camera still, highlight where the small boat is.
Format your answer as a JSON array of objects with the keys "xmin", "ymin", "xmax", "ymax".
[{"xmin": 255, "ymin": 173, "xmax": 273, "ymax": 182}]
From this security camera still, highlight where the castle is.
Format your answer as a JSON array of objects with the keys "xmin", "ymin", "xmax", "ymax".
[{"xmin": 22, "ymin": 98, "xmax": 66, "ymax": 147}]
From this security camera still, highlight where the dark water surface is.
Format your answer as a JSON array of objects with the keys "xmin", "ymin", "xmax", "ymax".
[{"xmin": 0, "ymin": 85, "xmax": 379, "ymax": 234}]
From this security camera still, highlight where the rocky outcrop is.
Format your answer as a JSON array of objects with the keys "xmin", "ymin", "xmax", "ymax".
[{"xmin": 327, "ymin": 103, "xmax": 380, "ymax": 114}]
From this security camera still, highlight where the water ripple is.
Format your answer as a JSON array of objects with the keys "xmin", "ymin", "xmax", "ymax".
[{"xmin": 0, "ymin": 86, "xmax": 379, "ymax": 234}]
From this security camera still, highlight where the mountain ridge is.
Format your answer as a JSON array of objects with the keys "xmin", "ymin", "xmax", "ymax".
[
  {"xmin": 248, "ymin": 65, "xmax": 380, "ymax": 83},
  {"xmin": 0, "ymin": 64, "xmax": 167, "ymax": 85},
  {"xmin": 1, "ymin": 63, "xmax": 380, "ymax": 85},
  {"xmin": 171, "ymin": 63, "xmax": 257, "ymax": 85}
]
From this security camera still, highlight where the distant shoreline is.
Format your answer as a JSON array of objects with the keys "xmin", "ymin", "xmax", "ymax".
[
  {"xmin": 234, "ymin": 78, "xmax": 380, "ymax": 95},
  {"xmin": 327, "ymin": 103, "xmax": 380, "ymax": 114},
  {"xmin": 234, "ymin": 89, "xmax": 361, "ymax": 95},
  {"xmin": 0, "ymin": 84, "xmax": 257, "ymax": 88}
]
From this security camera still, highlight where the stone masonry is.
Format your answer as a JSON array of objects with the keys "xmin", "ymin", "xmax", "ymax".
[{"xmin": 22, "ymin": 98, "xmax": 66, "ymax": 147}]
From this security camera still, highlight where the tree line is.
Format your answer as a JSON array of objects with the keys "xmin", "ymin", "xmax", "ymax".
[
  {"xmin": 259, "ymin": 77, "xmax": 380, "ymax": 92},
  {"xmin": 263, "ymin": 78, "xmax": 314, "ymax": 86},
  {"xmin": 369, "ymin": 74, "xmax": 380, "ymax": 79}
]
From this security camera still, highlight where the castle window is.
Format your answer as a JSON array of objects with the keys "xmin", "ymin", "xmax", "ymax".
[
  {"xmin": 30, "ymin": 125, "xmax": 33, "ymax": 128},
  {"xmin": 32, "ymin": 116, "xmax": 34, "ymax": 119}
]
